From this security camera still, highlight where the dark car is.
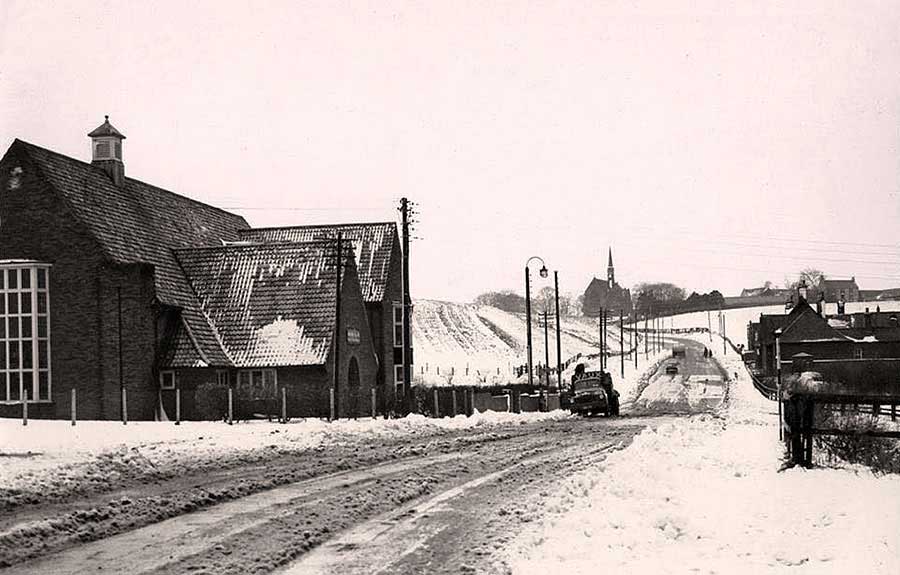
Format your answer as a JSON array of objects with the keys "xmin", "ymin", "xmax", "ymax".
[{"xmin": 665, "ymin": 363, "xmax": 679, "ymax": 375}]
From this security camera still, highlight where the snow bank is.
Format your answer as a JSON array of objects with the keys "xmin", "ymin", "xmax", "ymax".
[
  {"xmin": 508, "ymin": 339, "xmax": 900, "ymax": 575},
  {"xmin": 0, "ymin": 410, "xmax": 570, "ymax": 494}
]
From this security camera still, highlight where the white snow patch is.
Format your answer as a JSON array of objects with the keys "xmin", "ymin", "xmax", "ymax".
[{"xmin": 508, "ymin": 337, "xmax": 900, "ymax": 575}]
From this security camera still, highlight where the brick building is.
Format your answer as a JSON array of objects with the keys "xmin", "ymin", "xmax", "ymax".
[
  {"xmin": 748, "ymin": 296, "xmax": 900, "ymax": 393},
  {"xmin": 0, "ymin": 118, "xmax": 388, "ymax": 420},
  {"xmin": 238, "ymin": 223, "xmax": 404, "ymax": 414}
]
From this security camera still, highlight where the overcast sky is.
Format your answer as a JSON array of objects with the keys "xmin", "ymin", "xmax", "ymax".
[{"xmin": 2, "ymin": 1, "xmax": 899, "ymax": 302}]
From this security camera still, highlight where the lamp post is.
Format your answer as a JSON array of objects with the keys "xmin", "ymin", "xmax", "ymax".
[{"xmin": 525, "ymin": 256, "xmax": 548, "ymax": 392}]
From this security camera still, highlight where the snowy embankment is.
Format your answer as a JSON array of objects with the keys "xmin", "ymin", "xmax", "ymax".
[
  {"xmin": 508, "ymin": 338, "xmax": 900, "ymax": 575},
  {"xmin": 412, "ymin": 300, "xmax": 625, "ymax": 386},
  {"xmin": 0, "ymin": 410, "xmax": 569, "ymax": 500}
]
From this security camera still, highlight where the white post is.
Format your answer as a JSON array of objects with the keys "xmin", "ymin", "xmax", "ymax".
[
  {"xmin": 71, "ymin": 388, "xmax": 77, "ymax": 426},
  {"xmin": 175, "ymin": 388, "xmax": 181, "ymax": 425},
  {"xmin": 371, "ymin": 387, "xmax": 377, "ymax": 418},
  {"xmin": 433, "ymin": 388, "xmax": 439, "ymax": 418},
  {"xmin": 227, "ymin": 386, "xmax": 233, "ymax": 425},
  {"xmin": 122, "ymin": 388, "xmax": 128, "ymax": 425},
  {"xmin": 22, "ymin": 396, "xmax": 27, "ymax": 426},
  {"xmin": 281, "ymin": 387, "xmax": 287, "ymax": 423},
  {"xmin": 329, "ymin": 388, "xmax": 335, "ymax": 421}
]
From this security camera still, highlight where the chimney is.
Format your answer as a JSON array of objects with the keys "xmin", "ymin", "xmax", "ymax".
[{"xmin": 88, "ymin": 116, "xmax": 126, "ymax": 186}]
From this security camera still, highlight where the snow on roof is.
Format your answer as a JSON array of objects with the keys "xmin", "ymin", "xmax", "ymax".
[
  {"xmin": 238, "ymin": 222, "xmax": 397, "ymax": 304},
  {"xmin": 173, "ymin": 241, "xmax": 355, "ymax": 367}
]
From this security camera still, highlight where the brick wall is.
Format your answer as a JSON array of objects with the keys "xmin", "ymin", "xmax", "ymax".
[{"xmin": 0, "ymin": 147, "xmax": 160, "ymax": 420}]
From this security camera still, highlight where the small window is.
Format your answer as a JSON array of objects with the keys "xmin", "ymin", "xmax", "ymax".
[
  {"xmin": 853, "ymin": 349, "xmax": 863, "ymax": 359},
  {"xmin": 115, "ymin": 141, "xmax": 122, "ymax": 160},
  {"xmin": 96, "ymin": 142, "xmax": 110, "ymax": 158},
  {"xmin": 160, "ymin": 371, "xmax": 176, "ymax": 389},
  {"xmin": 394, "ymin": 364, "xmax": 404, "ymax": 384},
  {"xmin": 216, "ymin": 370, "xmax": 229, "ymax": 387}
]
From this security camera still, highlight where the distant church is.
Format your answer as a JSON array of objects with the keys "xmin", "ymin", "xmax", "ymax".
[{"xmin": 582, "ymin": 248, "xmax": 633, "ymax": 317}]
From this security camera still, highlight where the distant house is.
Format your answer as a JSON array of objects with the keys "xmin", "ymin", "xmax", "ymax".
[
  {"xmin": 816, "ymin": 277, "xmax": 859, "ymax": 303},
  {"xmin": 748, "ymin": 296, "xmax": 900, "ymax": 390},
  {"xmin": 238, "ymin": 223, "xmax": 404, "ymax": 414},
  {"xmin": 0, "ymin": 119, "xmax": 382, "ymax": 420},
  {"xmin": 582, "ymin": 248, "xmax": 632, "ymax": 317}
]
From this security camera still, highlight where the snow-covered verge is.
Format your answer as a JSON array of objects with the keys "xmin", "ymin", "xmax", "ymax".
[
  {"xmin": 0, "ymin": 410, "xmax": 570, "ymax": 498},
  {"xmin": 507, "ymin": 339, "xmax": 900, "ymax": 574},
  {"xmin": 412, "ymin": 300, "xmax": 626, "ymax": 387}
]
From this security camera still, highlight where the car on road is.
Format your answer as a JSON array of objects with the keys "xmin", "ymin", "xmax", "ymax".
[
  {"xmin": 672, "ymin": 345, "xmax": 686, "ymax": 358},
  {"xmin": 569, "ymin": 366, "xmax": 619, "ymax": 417},
  {"xmin": 665, "ymin": 363, "xmax": 679, "ymax": 375}
]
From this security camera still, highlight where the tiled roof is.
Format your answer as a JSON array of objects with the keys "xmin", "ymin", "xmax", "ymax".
[
  {"xmin": 11, "ymin": 139, "xmax": 249, "ymax": 365},
  {"xmin": 174, "ymin": 241, "xmax": 353, "ymax": 367},
  {"xmin": 238, "ymin": 222, "xmax": 396, "ymax": 303},
  {"xmin": 820, "ymin": 278, "xmax": 858, "ymax": 289}
]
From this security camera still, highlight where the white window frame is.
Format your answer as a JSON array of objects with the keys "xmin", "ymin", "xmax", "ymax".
[
  {"xmin": 853, "ymin": 348, "xmax": 863, "ymax": 360},
  {"xmin": 0, "ymin": 263, "xmax": 52, "ymax": 404},
  {"xmin": 392, "ymin": 302, "xmax": 404, "ymax": 348},
  {"xmin": 159, "ymin": 370, "xmax": 176, "ymax": 390},
  {"xmin": 237, "ymin": 368, "xmax": 278, "ymax": 399},
  {"xmin": 216, "ymin": 370, "xmax": 229, "ymax": 387}
]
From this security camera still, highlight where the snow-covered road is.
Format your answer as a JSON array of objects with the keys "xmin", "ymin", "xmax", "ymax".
[{"xmin": 507, "ymin": 341, "xmax": 900, "ymax": 575}]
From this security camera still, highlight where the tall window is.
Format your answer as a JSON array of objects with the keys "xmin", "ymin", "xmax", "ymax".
[
  {"xmin": 1, "ymin": 264, "xmax": 51, "ymax": 403},
  {"xmin": 237, "ymin": 369, "xmax": 277, "ymax": 399},
  {"xmin": 392, "ymin": 303, "xmax": 404, "ymax": 348}
]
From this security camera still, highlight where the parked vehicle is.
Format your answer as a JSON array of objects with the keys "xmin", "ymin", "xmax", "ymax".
[
  {"xmin": 569, "ymin": 365, "xmax": 619, "ymax": 417},
  {"xmin": 672, "ymin": 345, "xmax": 686, "ymax": 358},
  {"xmin": 665, "ymin": 363, "xmax": 679, "ymax": 375}
]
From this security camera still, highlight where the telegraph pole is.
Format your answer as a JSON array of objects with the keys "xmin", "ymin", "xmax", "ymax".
[
  {"xmin": 619, "ymin": 309, "xmax": 624, "ymax": 379},
  {"xmin": 543, "ymin": 308, "xmax": 550, "ymax": 410},
  {"xmin": 554, "ymin": 271, "xmax": 562, "ymax": 392},
  {"xmin": 333, "ymin": 231, "xmax": 343, "ymax": 418},
  {"xmin": 400, "ymin": 198, "xmax": 413, "ymax": 414},
  {"xmin": 598, "ymin": 307, "xmax": 604, "ymax": 371}
]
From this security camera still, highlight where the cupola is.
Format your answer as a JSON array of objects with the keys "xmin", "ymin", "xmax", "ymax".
[{"xmin": 88, "ymin": 116, "xmax": 126, "ymax": 186}]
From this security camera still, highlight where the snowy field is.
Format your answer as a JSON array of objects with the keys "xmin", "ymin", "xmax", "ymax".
[
  {"xmin": 645, "ymin": 300, "xmax": 900, "ymax": 349},
  {"xmin": 412, "ymin": 299, "xmax": 628, "ymax": 386},
  {"xmin": 507, "ymin": 335, "xmax": 900, "ymax": 575},
  {"xmin": 0, "ymin": 410, "xmax": 569, "ymax": 497}
]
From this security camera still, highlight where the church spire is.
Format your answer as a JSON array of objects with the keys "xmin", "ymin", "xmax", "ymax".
[{"xmin": 607, "ymin": 247, "xmax": 615, "ymax": 287}]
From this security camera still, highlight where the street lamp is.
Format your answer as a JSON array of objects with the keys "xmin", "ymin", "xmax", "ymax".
[{"xmin": 525, "ymin": 256, "xmax": 548, "ymax": 401}]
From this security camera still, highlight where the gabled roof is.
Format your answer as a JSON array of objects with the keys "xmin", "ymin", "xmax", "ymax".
[
  {"xmin": 820, "ymin": 278, "xmax": 858, "ymax": 289},
  {"xmin": 7, "ymin": 139, "xmax": 250, "ymax": 364},
  {"xmin": 778, "ymin": 299, "xmax": 848, "ymax": 343},
  {"xmin": 238, "ymin": 222, "xmax": 397, "ymax": 303},
  {"xmin": 174, "ymin": 241, "xmax": 355, "ymax": 367}
]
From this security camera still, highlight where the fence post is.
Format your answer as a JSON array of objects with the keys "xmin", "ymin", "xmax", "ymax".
[
  {"xmin": 122, "ymin": 388, "xmax": 128, "ymax": 425},
  {"xmin": 22, "ymin": 397, "xmax": 27, "ymax": 426},
  {"xmin": 281, "ymin": 387, "xmax": 287, "ymax": 423},
  {"xmin": 452, "ymin": 388, "xmax": 458, "ymax": 416},
  {"xmin": 371, "ymin": 387, "xmax": 377, "ymax": 418},
  {"xmin": 71, "ymin": 388, "xmax": 77, "ymax": 426},
  {"xmin": 175, "ymin": 388, "xmax": 181, "ymax": 425},
  {"xmin": 433, "ymin": 388, "xmax": 439, "ymax": 418},
  {"xmin": 329, "ymin": 388, "xmax": 335, "ymax": 421},
  {"xmin": 227, "ymin": 386, "xmax": 233, "ymax": 425}
]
